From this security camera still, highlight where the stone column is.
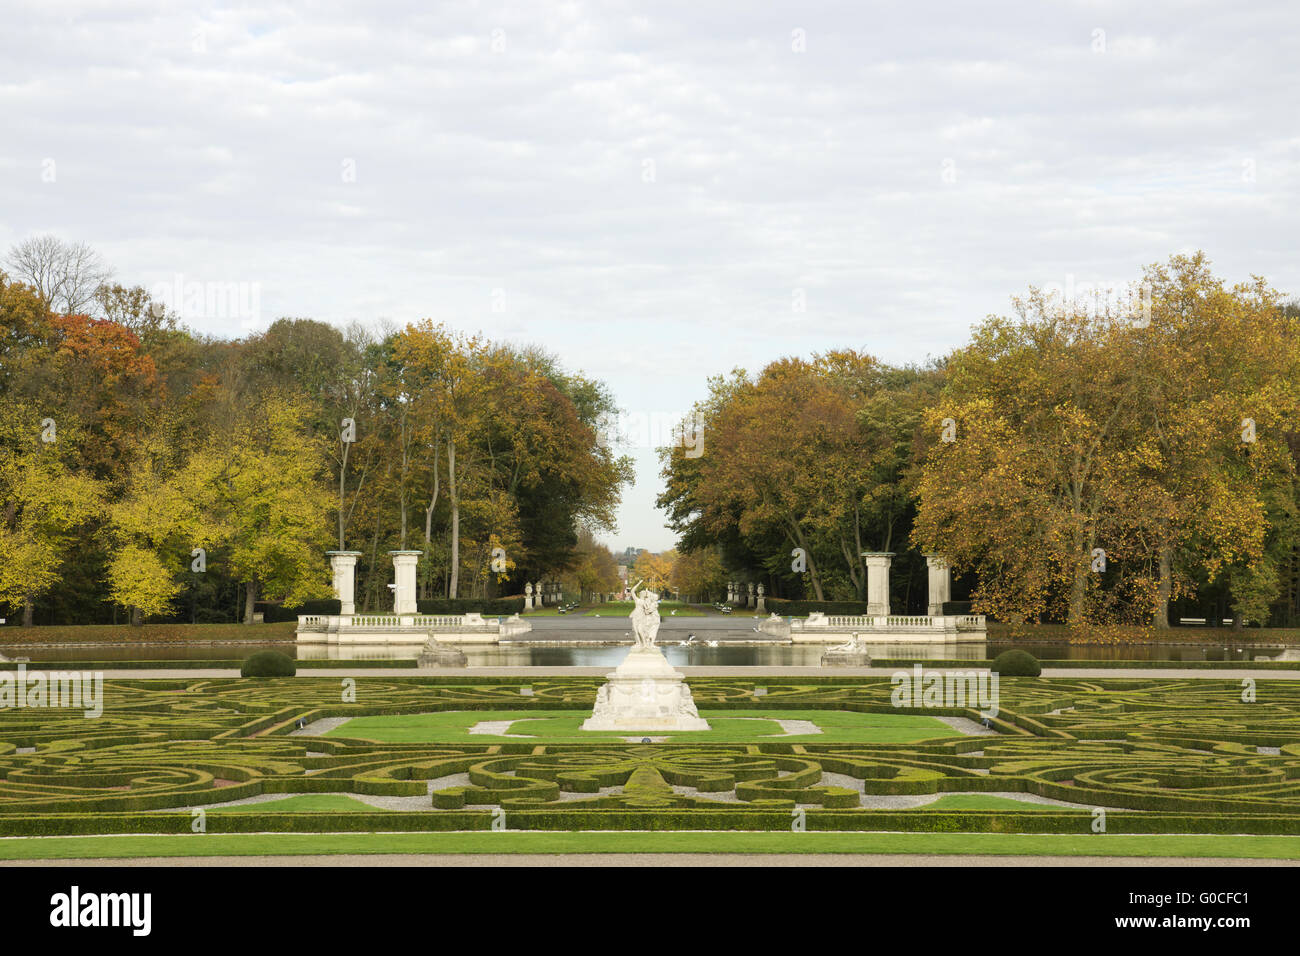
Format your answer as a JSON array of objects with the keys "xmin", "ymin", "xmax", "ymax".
[
  {"xmin": 746, "ymin": 582, "xmax": 755, "ymax": 609},
  {"xmin": 925, "ymin": 554, "xmax": 951, "ymax": 617},
  {"xmin": 389, "ymin": 550, "xmax": 421, "ymax": 615},
  {"xmin": 756, "ymin": 583, "xmax": 766, "ymax": 614},
  {"xmin": 861, "ymin": 552, "xmax": 894, "ymax": 616},
  {"xmin": 326, "ymin": 551, "xmax": 362, "ymax": 616},
  {"xmin": 524, "ymin": 582, "xmax": 534, "ymax": 611}
]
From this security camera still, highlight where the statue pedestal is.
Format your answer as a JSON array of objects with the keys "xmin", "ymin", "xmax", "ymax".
[{"xmin": 581, "ymin": 646, "xmax": 711, "ymax": 732}]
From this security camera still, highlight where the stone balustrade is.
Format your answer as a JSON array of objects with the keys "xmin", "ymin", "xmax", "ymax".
[
  {"xmin": 788, "ymin": 612, "xmax": 986, "ymax": 643},
  {"xmin": 296, "ymin": 611, "xmax": 527, "ymax": 648}
]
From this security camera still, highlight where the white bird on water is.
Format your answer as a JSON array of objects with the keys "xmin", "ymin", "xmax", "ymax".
[{"xmin": 684, "ymin": 634, "xmax": 696, "ymax": 645}]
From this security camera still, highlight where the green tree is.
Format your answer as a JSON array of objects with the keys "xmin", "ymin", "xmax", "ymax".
[
  {"xmin": 192, "ymin": 395, "xmax": 334, "ymax": 623},
  {"xmin": 0, "ymin": 411, "xmax": 103, "ymax": 625}
]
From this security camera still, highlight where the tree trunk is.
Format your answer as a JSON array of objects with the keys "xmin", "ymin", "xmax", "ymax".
[
  {"xmin": 367, "ymin": 514, "xmax": 383, "ymax": 612},
  {"xmin": 399, "ymin": 414, "xmax": 410, "ymax": 550},
  {"xmin": 785, "ymin": 520, "xmax": 824, "ymax": 601},
  {"xmin": 423, "ymin": 444, "xmax": 440, "ymax": 544},
  {"xmin": 852, "ymin": 503, "xmax": 867, "ymax": 601},
  {"xmin": 130, "ymin": 605, "xmax": 143, "ymax": 626},
  {"xmin": 1069, "ymin": 557, "xmax": 1088, "ymax": 628},
  {"xmin": 338, "ymin": 437, "xmax": 349, "ymax": 551},
  {"xmin": 243, "ymin": 579, "xmax": 258, "ymax": 625},
  {"xmin": 22, "ymin": 592, "xmax": 33, "ymax": 627},
  {"xmin": 807, "ymin": 554, "xmax": 825, "ymax": 602},
  {"xmin": 448, "ymin": 440, "xmax": 460, "ymax": 599},
  {"xmin": 840, "ymin": 535, "xmax": 863, "ymax": 600},
  {"xmin": 1154, "ymin": 547, "xmax": 1172, "ymax": 628}
]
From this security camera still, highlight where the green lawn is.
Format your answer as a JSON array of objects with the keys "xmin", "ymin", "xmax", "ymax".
[
  {"xmin": 564, "ymin": 601, "xmax": 706, "ymax": 617},
  {"xmin": 3, "ymin": 831, "xmax": 1298, "ymax": 860},
  {"xmin": 0, "ymin": 621, "xmax": 298, "ymax": 644},
  {"xmin": 324, "ymin": 709, "xmax": 964, "ymax": 744}
]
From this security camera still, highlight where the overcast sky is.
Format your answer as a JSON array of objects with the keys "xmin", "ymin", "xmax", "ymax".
[{"xmin": 4, "ymin": 1, "xmax": 1298, "ymax": 552}]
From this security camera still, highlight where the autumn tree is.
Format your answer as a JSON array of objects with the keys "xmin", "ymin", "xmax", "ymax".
[
  {"xmin": 670, "ymin": 547, "xmax": 725, "ymax": 602},
  {"xmin": 659, "ymin": 354, "xmax": 939, "ymax": 603},
  {"xmin": 912, "ymin": 254, "xmax": 1300, "ymax": 627},
  {"xmin": 562, "ymin": 529, "xmax": 620, "ymax": 600},
  {"xmin": 633, "ymin": 549, "xmax": 677, "ymax": 592},
  {"xmin": 0, "ymin": 410, "xmax": 103, "ymax": 625},
  {"xmin": 190, "ymin": 395, "xmax": 334, "ymax": 623}
]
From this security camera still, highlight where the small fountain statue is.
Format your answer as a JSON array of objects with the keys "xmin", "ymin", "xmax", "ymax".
[
  {"xmin": 628, "ymin": 579, "xmax": 661, "ymax": 648},
  {"xmin": 581, "ymin": 578, "xmax": 708, "ymax": 731}
]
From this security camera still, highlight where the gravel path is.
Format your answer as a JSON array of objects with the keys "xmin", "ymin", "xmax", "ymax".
[
  {"xmin": 933, "ymin": 716, "xmax": 998, "ymax": 736},
  {"xmin": 468, "ymin": 720, "xmax": 534, "ymax": 738},
  {"xmin": 289, "ymin": 718, "xmax": 349, "ymax": 736}
]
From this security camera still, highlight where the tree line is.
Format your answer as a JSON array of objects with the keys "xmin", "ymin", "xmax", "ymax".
[
  {"xmin": 0, "ymin": 236, "xmax": 632, "ymax": 626},
  {"xmin": 660, "ymin": 253, "xmax": 1300, "ymax": 628}
]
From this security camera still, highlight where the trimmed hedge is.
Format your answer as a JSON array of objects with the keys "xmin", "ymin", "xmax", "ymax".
[
  {"xmin": 10, "ymin": 675, "xmax": 1300, "ymax": 835},
  {"xmin": 874, "ymin": 657, "xmax": 1300, "ymax": 670},
  {"xmin": 5, "ymin": 809, "xmax": 1300, "ymax": 836},
  {"xmin": 261, "ymin": 599, "xmax": 341, "ymax": 623},
  {"xmin": 416, "ymin": 597, "xmax": 525, "ymax": 615},
  {"xmin": 992, "ymin": 649, "xmax": 1041, "ymax": 677},
  {"xmin": 763, "ymin": 598, "xmax": 870, "ymax": 616},
  {"xmin": 257, "ymin": 596, "xmax": 529, "ymax": 620},
  {"xmin": 240, "ymin": 651, "xmax": 297, "ymax": 677}
]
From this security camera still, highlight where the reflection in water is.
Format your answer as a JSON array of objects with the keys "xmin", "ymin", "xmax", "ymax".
[
  {"xmin": 9, "ymin": 640, "xmax": 1293, "ymax": 665},
  {"xmin": 292, "ymin": 641, "xmax": 1289, "ymax": 665},
  {"xmin": 458, "ymin": 643, "xmax": 989, "ymax": 667}
]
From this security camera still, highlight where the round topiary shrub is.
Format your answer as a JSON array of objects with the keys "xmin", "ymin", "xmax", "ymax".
[
  {"xmin": 240, "ymin": 650, "xmax": 297, "ymax": 677},
  {"xmin": 992, "ymin": 648, "xmax": 1041, "ymax": 677}
]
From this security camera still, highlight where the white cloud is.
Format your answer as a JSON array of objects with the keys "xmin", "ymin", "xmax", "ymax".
[{"xmin": 2, "ymin": 0, "xmax": 1298, "ymax": 551}]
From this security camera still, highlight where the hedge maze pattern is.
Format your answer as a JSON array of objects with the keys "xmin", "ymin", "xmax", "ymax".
[{"xmin": 4, "ymin": 676, "xmax": 1300, "ymax": 832}]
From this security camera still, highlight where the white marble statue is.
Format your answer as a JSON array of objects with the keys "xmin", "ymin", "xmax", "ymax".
[
  {"xmin": 831, "ymin": 633, "xmax": 864, "ymax": 653},
  {"xmin": 628, "ymin": 579, "xmax": 661, "ymax": 648},
  {"xmin": 582, "ymin": 584, "xmax": 709, "ymax": 732},
  {"xmin": 678, "ymin": 688, "xmax": 701, "ymax": 719}
]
